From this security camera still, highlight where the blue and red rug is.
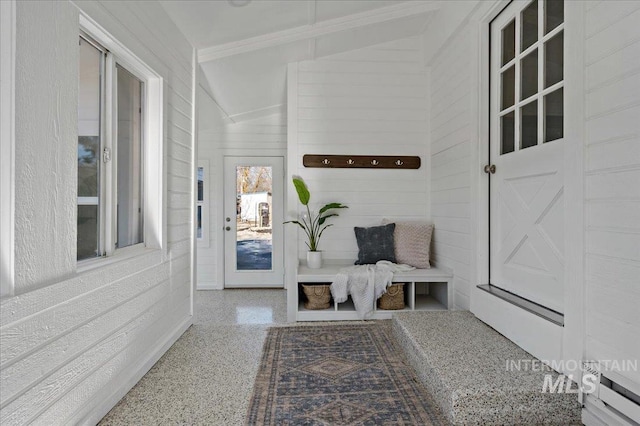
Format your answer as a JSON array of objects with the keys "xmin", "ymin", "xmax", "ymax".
[{"xmin": 246, "ymin": 323, "xmax": 447, "ymax": 425}]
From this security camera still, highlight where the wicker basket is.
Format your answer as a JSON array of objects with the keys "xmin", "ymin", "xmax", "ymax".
[
  {"xmin": 378, "ymin": 283, "xmax": 405, "ymax": 310},
  {"xmin": 301, "ymin": 284, "xmax": 332, "ymax": 310}
]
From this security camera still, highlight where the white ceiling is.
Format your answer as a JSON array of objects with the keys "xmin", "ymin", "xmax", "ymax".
[{"xmin": 161, "ymin": 0, "xmax": 439, "ymax": 122}]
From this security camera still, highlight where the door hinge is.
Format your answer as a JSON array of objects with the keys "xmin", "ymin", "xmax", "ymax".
[{"xmin": 484, "ymin": 164, "xmax": 496, "ymax": 174}]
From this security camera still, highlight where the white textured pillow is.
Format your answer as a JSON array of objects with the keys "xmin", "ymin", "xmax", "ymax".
[{"xmin": 382, "ymin": 219, "xmax": 433, "ymax": 269}]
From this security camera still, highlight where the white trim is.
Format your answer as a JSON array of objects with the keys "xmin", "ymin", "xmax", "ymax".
[
  {"xmin": 285, "ymin": 63, "xmax": 299, "ymax": 321},
  {"xmin": 561, "ymin": 0, "xmax": 586, "ymax": 379},
  {"xmin": 191, "ymin": 48, "xmax": 198, "ymax": 315},
  {"xmin": 198, "ymin": 1, "xmax": 439, "ymax": 63},
  {"xmin": 0, "ymin": 0, "xmax": 16, "ymax": 298},
  {"xmin": 471, "ymin": 0, "xmax": 507, "ymax": 312}
]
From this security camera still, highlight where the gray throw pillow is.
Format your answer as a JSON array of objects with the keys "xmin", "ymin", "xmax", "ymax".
[{"xmin": 354, "ymin": 223, "xmax": 396, "ymax": 265}]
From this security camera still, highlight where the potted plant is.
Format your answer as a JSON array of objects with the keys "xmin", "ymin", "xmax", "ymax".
[{"xmin": 285, "ymin": 176, "xmax": 348, "ymax": 268}]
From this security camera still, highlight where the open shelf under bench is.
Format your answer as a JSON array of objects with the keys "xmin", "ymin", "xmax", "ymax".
[{"xmin": 296, "ymin": 262, "xmax": 453, "ymax": 321}]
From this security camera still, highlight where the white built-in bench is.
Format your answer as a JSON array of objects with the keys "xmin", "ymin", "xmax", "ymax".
[{"xmin": 295, "ymin": 261, "xmax": 453, "ymax": 321}]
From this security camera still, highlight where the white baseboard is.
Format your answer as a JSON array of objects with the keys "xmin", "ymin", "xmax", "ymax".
[
  {"xmin": 472, "ymin": 286, "xmax": 563, "ymax": 366},
  {"xmin": 79, "ymin": 315, "xmax": 193, "ymax": 425},
  {"xmin": 197, "ymin": 281, "xmax": 222, "ymax": 290}
]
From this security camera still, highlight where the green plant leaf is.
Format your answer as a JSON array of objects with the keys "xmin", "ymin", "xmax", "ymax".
[
  {"xmin": 317, "ymin": 223, "xmax": 334, "ymax": 241},
  {"xmin": 318, "ymin": 213, "xmax": 338, "ymax": 226},
  {"xmin": 283, "ymin": 220, "xmax": 305, "ymax": 229},
  {"xmin": 319, "ymin": 202, "xmax": 348, "ymax": 214},
  {"xmin": 292, "ymin": 177, "xmax": 310, "ymax": 206}
]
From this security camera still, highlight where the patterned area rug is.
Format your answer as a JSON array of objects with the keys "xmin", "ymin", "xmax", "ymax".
[{"xmin": 246, "ymin": 323, "xmax": 447, "ymax": 425}]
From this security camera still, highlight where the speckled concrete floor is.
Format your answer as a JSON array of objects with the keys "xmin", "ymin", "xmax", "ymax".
[{"xmin": 98, "ymin": 289, "xmax": 288, "ymax": 426}]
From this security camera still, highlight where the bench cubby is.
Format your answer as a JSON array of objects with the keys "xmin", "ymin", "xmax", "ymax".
[{"xmin": 295, "ymin": 261, "xmax": 453, "ymax": 321}]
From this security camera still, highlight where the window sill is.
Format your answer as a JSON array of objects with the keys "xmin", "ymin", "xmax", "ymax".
[{"xmin": 77, "ymin": 244, "xmax": 161, "ymax": 275}]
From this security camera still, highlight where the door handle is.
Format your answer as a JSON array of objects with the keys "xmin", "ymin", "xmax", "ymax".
[
  {"xmin": 484, "ymin": 164, "xmax": 496, "ymax": 174},
  {"xmin": 225, "ymin": 226, "xmax": 231, "ymax": 231}
]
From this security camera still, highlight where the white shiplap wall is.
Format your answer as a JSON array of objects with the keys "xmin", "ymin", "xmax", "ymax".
[
  {"xmin": 429, "ymin": 30, "xmax": 473, "ymax": 310},
  {"xmin": 288, "ymin": 37, "xmax": 430, "ymax": 261},
  {"xmin": 0, "ymin": 1, "xmax": 194, "ymax": 424},
  {"xmin": 197, "ymin": 89, "xmax": 286, "ymax": 289},
  {"xmin": 584, "ymin": 1, "xmax": 640, "ymax": 387}
]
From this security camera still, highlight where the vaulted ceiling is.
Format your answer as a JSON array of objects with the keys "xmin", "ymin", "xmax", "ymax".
[{"xmin": 161, "ymin": 0, "xmax": 439, "ymax": 122}]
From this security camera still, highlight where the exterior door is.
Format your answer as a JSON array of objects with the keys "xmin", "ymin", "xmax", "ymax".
[
  {"xmin": 489, "ymin": 0, "xmax": 565, "ymax": 313},
  {"xmin": 223, "ymin": 156, "xmax": 284, "ymax": 287}
]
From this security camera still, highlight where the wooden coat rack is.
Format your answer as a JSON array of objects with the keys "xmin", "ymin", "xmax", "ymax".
[{"xmin": 303, "ymin": 155, "xmax": 421, "ymax": 169}]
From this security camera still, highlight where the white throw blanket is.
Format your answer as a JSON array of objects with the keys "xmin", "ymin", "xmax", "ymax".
[{"xmin": 330, "ymin": 261, "xmax": 415, "ymax": 319}]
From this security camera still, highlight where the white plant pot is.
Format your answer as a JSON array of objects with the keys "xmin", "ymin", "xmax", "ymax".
[{"xmin": 307, "ymin": 251, "xmax": 323, "ymax": 269}]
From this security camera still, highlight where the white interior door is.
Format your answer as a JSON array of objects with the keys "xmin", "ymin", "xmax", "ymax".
[
  {"xmin": 490, "ymin": 0, "xmax": 565, "ymax": 313},
  {"xmin": 223, "ymin": 156, "xmax": 284, "ymax": 287}
]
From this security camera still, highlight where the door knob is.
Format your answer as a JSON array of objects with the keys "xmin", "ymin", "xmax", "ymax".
[
  {"xmin": 226, "ymin": 217, "xmax": 231, "ymax": 222},
  {"xmin": 484, "ymin": 164, "xmax": 496, "ymax": 174},
  {"xmin": 225, "ymin": 226, "xmax": 231, "ymax": 231}
]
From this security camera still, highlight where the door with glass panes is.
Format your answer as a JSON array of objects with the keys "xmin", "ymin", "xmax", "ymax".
[
  {"xmin": 489, "ymin": 0, "xmax": 565, "ymax": 313},
  {"xmin": 223, "ymin": 156, "xmax": 284, "ymax": 287}
]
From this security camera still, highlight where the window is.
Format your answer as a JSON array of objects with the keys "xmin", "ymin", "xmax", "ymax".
[
  {"xmin": 78, "ymin": 35, "xmax": 145, "ymax": 260},
  {"xmin": 495, "ymin": 0, "xmax": 564, "ymax": 155},
  {"xmin": 197, "ymin": 161, "xmax": 209, "ymax": 248},
  {"xmin": 77, "ymin": 18, "xmax": 164, "ymax": 263}
]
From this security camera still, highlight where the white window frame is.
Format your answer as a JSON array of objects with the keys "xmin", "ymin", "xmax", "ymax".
[
  {"xmin": 0, "ymin": 0, "xmax": 16, "ymax": 297},
  {"xmin": 78, "ymin": 14, "xmax": 164, "ymax": 269}
]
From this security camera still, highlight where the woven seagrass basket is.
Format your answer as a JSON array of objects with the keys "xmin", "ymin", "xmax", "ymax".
[
  {"xmin": 301, "ymin": 284, "xmax": 331, "ymax": 310},
  {"xmin": 378, "ymin": 283, "xmax": 405, "ymax": 310}
]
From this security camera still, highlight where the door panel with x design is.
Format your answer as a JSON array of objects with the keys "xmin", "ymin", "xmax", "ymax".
[{"xmin": 491, "ymin": 141, "xmax": 564, "ymax": 313}]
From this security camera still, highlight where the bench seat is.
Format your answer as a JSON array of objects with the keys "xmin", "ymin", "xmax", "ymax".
[{"xmin": 295, "ymin": 261, "xmax": 453, "ymax": 321}]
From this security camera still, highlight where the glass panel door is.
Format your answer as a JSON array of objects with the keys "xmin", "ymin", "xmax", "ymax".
[
  {"xmin": 223, "ymin": 156, "xmax": 284, "ymax": 287},
  {"xmin": 489, "ymin": 0, "xmax": 566, "ymax": 313}
]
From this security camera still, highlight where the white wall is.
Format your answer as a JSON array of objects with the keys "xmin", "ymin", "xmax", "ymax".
[
  {"xmin": 0, "ymin": 1, "xmax": 195, "ymax": 424},
  {"xmin": 428, "ymin": 28, "xmax": 475, "ymax": 311},
  {"xmin": 583, "ymin": 0, "xmax": 640, "ymax": 388},
  {"xmin": 287, "ymin": 36, "xmax": 430, "ymax": 262},
  {"xmin": 197, "ymin": 86, "xmax": 286, "ymax": 289}
]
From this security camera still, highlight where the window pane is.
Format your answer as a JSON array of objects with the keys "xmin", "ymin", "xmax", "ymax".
[
  {"xmin": 78, "ymin": 205, "xmax": 99, "ymax": 260},
  {"xmin": 545, "ymin": 88, "xmax": 563, "ymax": 142},
  {"xmin": 502, "ymin": 20, "xmax": 516, "ymax": 66},
  {"xmin": 78, "ymin": 37, "xmax": 102, "ymax": 259},
  {"xmin": 521, "ymin": 100, "xmax": 538, "ymax": 149},
  {"xmin": 197, "ymin": 205, "xmax": 202, "ymax": 239},
  {"xmin": 236, "ymin": 166, "xmax": 273, "ymax": 271},
  {"xmin": 521, "ymin": 0, "xmax": 538, "ymax": 51},
  {"xmin": 545, "ymin": 0, "xmax": 563, "ymax": 34},
  {"xmin": 198, "ymin": 167, "xmax": 204, "ymax": 202},
  {"xmin": 116, "ymin": 65, "xmax": 144, "ymax": 248},
  {"xmin": 78, "ymin": 136, "xmax": 99, "ymax": 197},
  {"xmin": 545, "ymin": 31, "xmax": 563, "ymax": 88},
  {"xmin": 501, "ymin": 112, "xmax": 515, "ymax": 155},
  {"xmin": 501, "ymin": 66, "xmax": 515, "ymax": 110},
  {"xmin": 521, "ymin": 49, "xmax": 538, "ymax": 100}
]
